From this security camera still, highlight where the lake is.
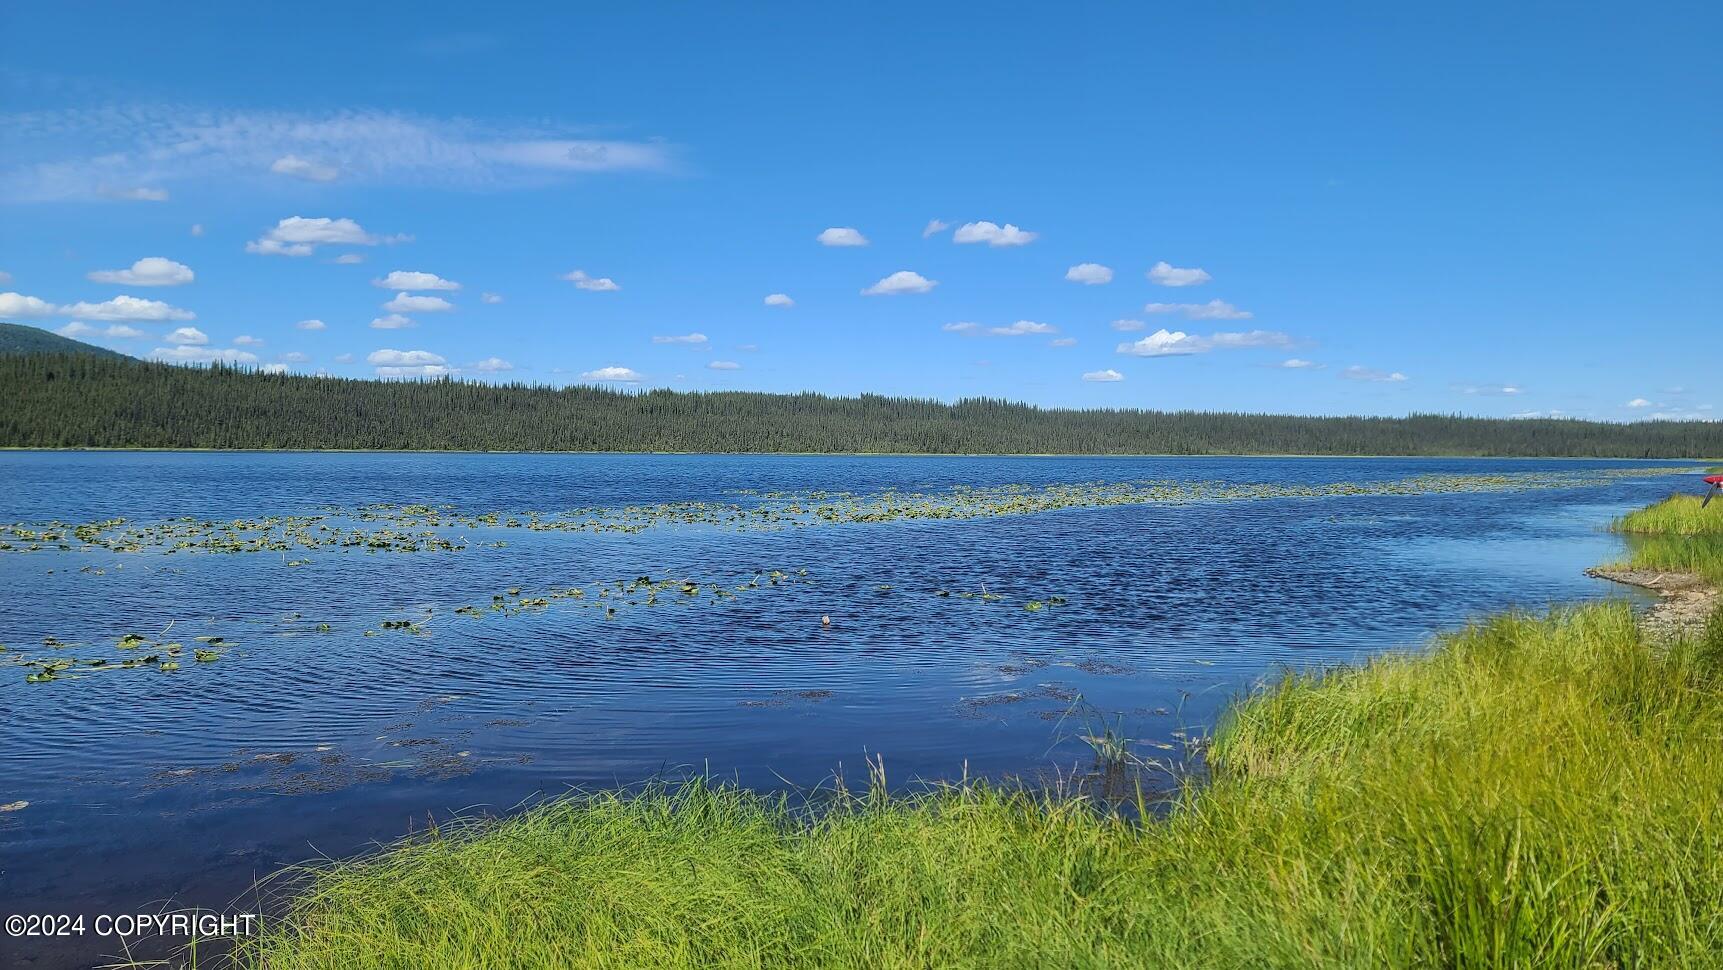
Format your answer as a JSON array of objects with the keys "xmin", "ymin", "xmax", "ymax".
[{"xmin": 0, "ymin": 452, "xmax": 1694, "ymax": 968}]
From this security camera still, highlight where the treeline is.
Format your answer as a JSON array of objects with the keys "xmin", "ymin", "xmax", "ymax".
[{"xmin": 4, "ymin": 353, "xmax": 1721, "ymax": 457}]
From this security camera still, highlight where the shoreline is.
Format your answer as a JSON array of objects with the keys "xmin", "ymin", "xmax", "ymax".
[{"xmin": 1587, "ymin": 566, "xmax": 1721, "ymax": 641}]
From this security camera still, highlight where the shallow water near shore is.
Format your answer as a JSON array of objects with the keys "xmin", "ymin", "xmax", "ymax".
[{"xmin": 0, "ymin": 452, "xmax": 1694, "ymax": 968}]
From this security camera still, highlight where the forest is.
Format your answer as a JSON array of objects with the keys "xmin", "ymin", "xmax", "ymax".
[{"xmin": 4, "ymin": 352, "xmax": 1721, "ymax": 457}]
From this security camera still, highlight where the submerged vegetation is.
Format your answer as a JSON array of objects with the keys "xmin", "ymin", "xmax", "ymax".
[
  {"xmin": 0, "ymin": 467, "xmax": 1696, "ymax": 557},
  {"xmin": 7, "ymin": 351, "xmax": 1723, "ymax": 456},
  {"xmin": 241, "ymin": 602, "xmax": 1723, "ymax": 969}
]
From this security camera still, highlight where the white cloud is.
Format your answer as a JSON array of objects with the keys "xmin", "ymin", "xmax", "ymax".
[
  {"xmin": 763, "ymin": 293, "xmax": 794, "ymax": 308},
  {"xmin": 952, "ymin": 221, "xmax": 1037, "ymax": 247},
  {"xmin": 189, "ymin": 224, "xmax": 204, "ymax": 237},
  {"xmin": 333, "ymin": 253, "xmax": 365, "ymax": 264},
  {"xmin": 943, "ymin": 322, "xmax": 980, "ymax": 333},
  {"xmin": 921, "ymin": 219, "xmax": 949, "ymax": 238},
  {"xmin": 279, "ymin": 351, "xmax": 310, "ymax": 363},
  {"xmin": 370, "ymin": 313, "xmax": 415, "ymax": 329},
  {"xmin": 1626, "ymin": 398, "xmax": 1651, "ymax": 408},
  {"xmin": 1111, "ymin": 319, "xmax": 1144, "ymax": 332},
  {"xmin": 148, "ymin": 345, "xmax": 259, "ymax": 364},
  {"xmin": 1083, "ymin": 369, "xmax": 1124, "ymax": 382},
  {"xmin": 1454, "ymin": 383, "xmax": 1524, "ymax": 396},
  {"xmin": 652, "ymin": 333, "xmax": 708, "ymax": 346},
  {"xmin": 0, "ymin": 292, "xmax": 56, "ymax": 317},
  {"xmin": 481, "ymin": 292, "xmax": 503, "ymax": 304},
  {"xmin": 562, "ymin": 269, "xmax": 620, "ymax": 292},
  {"xmin": 56, "ymin": 321, "xmax": 97, "ymax": 337},
  {"xmin": 334, "ymin": 353, "xmax": 354, "ymax": 363},
  {"xmin": 581, "ymin": 365, "xmax": 642, "ymax": 382},
  {"xmin": 1206, "ymin": 330, "xmax": 1291, "ymax": 348},
  {"xmin": 1343, "ymin": 366, "xmax": 1409, "ymax": 383},
  {"xmin": 1050, "ymin": 337, "xmax": 1077, "ymax": 347},
  {"xmin": 1064, "ymin": 263, "xmax": 1113, "ymax": 285},
  {"xmin": 817, "ymin": 227, "xmax": 868, "ymax": 247},
  {"xmin": 367, "ymin": 349, "xmax": 445, "ymax": 366},
  {"xmin": 1, "ymin": 107, "xmax": 674, "ymax": 203},
  {"xmin": 383, "ymin": 293, "xmax": 454, "ymax": 313},
  {"xmin": 165, "ymin": 326, "xmax": 208, "ymax": 345},
  {"xmin": 375, "ymin": 364, "xmax": 451, "ymax": 378},
  {"xmin": 233, "ymin": 335, "xmax": 264, "ymax": 346},
  {"xmin": 1144, "ymin": 299, "xmax": 1252, "ymax": 320},
  {"xmin": 472, "ymin": 356, "xmax": 514, "ymax": 372},
  {"xmin": 1280, "ymin": 358, "xmax": 1318, "ymax": 369},
  {"xmin": 295, "ymin": 319, "xmax": 326, "ymax": 331},
  {"xmin": 1146, "ymin": 261, "xmax": 1211, "ymax": 287},
  {"xmin": 59, "ymin": 295, "xmax": 195, "ymax": 321},
  {"xmin": 988, "ymin": 320, "xmax": 1058, "ymax": 336},
  {"xmin": 262, "ymin": 363, "xmax": 289, "ymax": 374},
  {"xmin": 862, "ymin": 270, "xmax": 937, "ymax": 296},
  {"xmin": 269, "ymin": 154, "xmax": 339, "ymax": 182},
  {"xmin": 97, "ymin": 186, "xmax": 168, "ymax": 202},
  {"xmin": 708, "ymin": 360, "xmax": 740, "ymax": 370},
  {"xmin": 1115, "ymin": 328, "xmax": 1290, "ymax": 357},
  {"xmin": 1117, "ymin": 329, "xmax": 1205, "ymax": 357},
  {"xmin": 374, "ymin": 270, "xmax": 460, "ymax": 291},
  {"xmin": 247, "ymin": 216, "xmax": 396, "ymax": 257},
  {"xmin": 87, "ymin": 257, "xmax": 195, "ymax": 287},
  {"xmin": 103, "ymin": 324, "xmax": 143, "ymax": 338}
]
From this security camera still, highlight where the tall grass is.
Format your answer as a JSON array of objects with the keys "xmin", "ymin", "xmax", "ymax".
[
  {"xmin": 1612, "ymin": 494, "xmax": 1723, "ymax": 582},
  {"xmin": 240, "ymin": 601, "xmax": 1723, "ymax": 969}
]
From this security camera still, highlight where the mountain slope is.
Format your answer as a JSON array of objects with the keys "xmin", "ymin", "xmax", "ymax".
[{"xmin": 0, "ymin": 322, "xmax": 128, "ymax": 358}]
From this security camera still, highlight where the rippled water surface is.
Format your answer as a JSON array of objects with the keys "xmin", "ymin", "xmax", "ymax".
[{"xmin": 0, "ymin": 452, "xmax": 1694, "ymax": 968}]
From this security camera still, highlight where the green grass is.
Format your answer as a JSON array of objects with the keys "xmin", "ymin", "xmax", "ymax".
[
  {"xmin": 1615, "ymin": 494, "xmax": 1723, "ymax": 536},
  {"xmin": 240, "ymin": 601, "xmax": 1723, "ymax": 969},
  {"xmin": 1612, "ymin": 494, "xmax": 1723, "ymax": 583}
]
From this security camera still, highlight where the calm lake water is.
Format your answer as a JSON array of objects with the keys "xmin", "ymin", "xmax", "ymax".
[{"xmin": 0, "ymin": 452, "xmax": 1695, "ymax": 968}]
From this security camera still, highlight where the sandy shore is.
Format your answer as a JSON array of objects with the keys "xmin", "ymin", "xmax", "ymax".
[{"xmin": 1587, "ymin": 567, "xmax": 1719, "ymax": 640}]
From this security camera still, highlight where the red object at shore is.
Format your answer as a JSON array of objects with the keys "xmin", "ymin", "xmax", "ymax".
[{"xmin": 1707, "ymin": 475, "xmax": 1723, "ymax": 486}]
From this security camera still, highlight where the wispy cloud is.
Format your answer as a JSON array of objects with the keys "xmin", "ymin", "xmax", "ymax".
[
  {"xmin": 1, "ymin": 107, "xmax": 676, "ymax": 202},
  {"xmin": 59, "ymin": 295, "xmax": 195, "ymax": 321},
  {"xmin": 708, "ymin": 360, "xmax": 740, "ymax": 370},
  {"xmin": 1343, "ymin": 366, "xmax": 1408, "ymax": 383},
  {"xmin": 921, "ymin": 219, "xmax": 949, "ymax": 238},
  {"xmin": 1144, "ymin": 299, "xmax": 1252, "ymax": 320},
  {"xmin": 1082, "ymin": 369, "xmax": 1123, "ymax": 382},
  {"xmin": 652, "ymin": 333, "xmax": 708, "ymax": 346},
  {"xmin": 1117, "ymin": 329, "xmax": 1291, "ymax": 357},
  {"xmin": 1146, "ymin": 261, "xmax": 1211, "ymax": 287},
  {"xmin": 988, "ymin": 320, "xmax": 1058, "ymax": 336},
  {"xmin": 563, "ymin": 269, "xmax": 620, "ymax": 292},
  {"xmin": 763, "ymin": 293, "xmax": 794, "ymax": 308},
  {"xmin": 383, "ymin": 293, "xmax": 454, "ymax": 313},
  {"xmin": 1453, "ymin": 382, "xmax": 1523, "ymax": 396}
]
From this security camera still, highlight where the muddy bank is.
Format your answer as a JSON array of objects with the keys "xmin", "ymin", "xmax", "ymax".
[{"xmin": 1587, "ymin": 567, "xmax": 1719, "ymax": 640}]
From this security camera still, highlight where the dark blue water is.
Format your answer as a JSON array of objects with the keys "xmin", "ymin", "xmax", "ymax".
[{"xmin": 0, "ymin": 453, "xmax": 1693, "ymax": 968}]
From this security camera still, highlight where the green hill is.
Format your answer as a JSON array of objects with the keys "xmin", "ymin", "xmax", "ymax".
[
  {"xmin": 3, "ymin": 352, "xmax": 1721, "ymax": 457},
  {"xmin": 0, "ymin": 322, "xmax": 127, "ymax": 358}
]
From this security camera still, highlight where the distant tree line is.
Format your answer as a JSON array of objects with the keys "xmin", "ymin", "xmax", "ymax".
[{"xmin": 3, "ymin": 354, "xmax": 1721, "ymax": 458}]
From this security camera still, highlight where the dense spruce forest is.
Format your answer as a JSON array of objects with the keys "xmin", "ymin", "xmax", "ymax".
[{"xmin": 4, "ymin": 352, "xmax": 1721, "ymax": 457}]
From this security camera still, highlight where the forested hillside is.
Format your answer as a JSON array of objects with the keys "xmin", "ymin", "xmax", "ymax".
[
  {"xmin": 4, "ymin": 353, "xmax": 1720, "ymax": 457},
  {"xmin": 0, "ymin": 323, "xmax": 126, "ymax": 358}
]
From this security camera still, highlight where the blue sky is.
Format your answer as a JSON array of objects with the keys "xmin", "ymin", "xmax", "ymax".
[{"xmin": 1, "ymin": 2, "xmax": 1718, "ymax": 420}]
